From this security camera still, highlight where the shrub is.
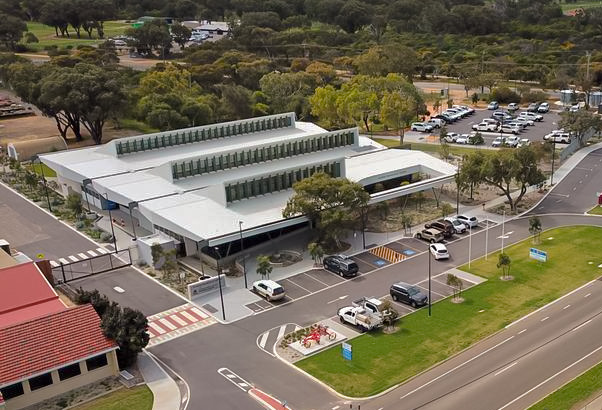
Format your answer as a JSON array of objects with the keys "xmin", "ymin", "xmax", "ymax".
[
  {"xmin": 521, "ymin": 91, "xmax": 549, "ymax": 103},
  {"xmin": 491, "ymin": 87, "xmax": 520, "ymax": 104},
  {"xmin": 100, "ymin": 232, "xmax": 113, "ymax": 242},
  {"xmin": 75, "ymin": 221, "xmax": 85, "ymax": 230}
]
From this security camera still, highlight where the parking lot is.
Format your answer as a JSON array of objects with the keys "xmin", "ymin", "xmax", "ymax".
[{"xmin": 246, "ymin": 219, "xmax": 495, "ymax": 313}]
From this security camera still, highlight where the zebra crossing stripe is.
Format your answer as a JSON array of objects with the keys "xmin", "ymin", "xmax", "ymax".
[
  {"xmin": 68, "ymin": 255, "xmax": 79, "ymax": 262},
  {"xmin": 87, "ymin": 250, "xmax": 98, "ymax": 257},
  {"xmin": 159, "ymin": 318, "xmax": 177, "ymax": 331},
  {"xmin": 170, "ymin": 314, "xmax": 187, "ymax": 327},
  {"xmin": 191, "ymin": 307, "xmax": 209, "ymax": 319},
  {"xmin": 96, "ymin": 247, "xmax": 108, "ymax": 254},
  {"xmin": 78, "ymin": 253, "xmax": 88, "ymax": 259},
  {"xmin": 180, "ymin": 311, "xmax": 198, "ymax": 323},
  {"xmin": 148, "ymin": 322, "xmax": 166, "ymax": 335},
  {"xmin": 50, "ymin": 260, "xmax": 59, "ymax": 268},
  {"xmin": 59, "ymin": 258, "xmax": 69, "ymax": 265},
  {"xmin": 277, "ymin": 325, "xmax": 287, "ymax": 340},
  {"xmin": 259, "ymin": 332, "xmax": 269, "ymax": 349}
]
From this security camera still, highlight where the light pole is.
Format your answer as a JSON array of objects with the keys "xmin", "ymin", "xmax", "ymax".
[
  {"xmin": 468, "ymin": 223, "xmax": 472, "ymax": 268},
  {"xmin": 501, "ymin": 210, "xmax": 506, "ymax": 254},
  {"xmin": 238, "ymin": 220, "xmax": 247, "ymax": 289},
  {"xmin": 550, "ymin": 139, "xmax": 556, "ymax": 185},
  {"xmin": 428, "ymin": 246, "xmax": 432, "ymax": 317},
  {"xmin": 214, "ymin": 246, "xmax": 226, "ymax": 321},
  {"xmin": 485, "ymin": 218, "xmax": 489, "ymax": 261},
  {"xmin": 102, "ymin": 192, "xmax": 118, "ymax": 252},
  {"xmin": 128, "ymin": 201, "xmax": 138, "ymax": 240}
]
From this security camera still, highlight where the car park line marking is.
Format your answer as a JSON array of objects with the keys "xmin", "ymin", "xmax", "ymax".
[
  {"xmin": 549, "ymin": 193, "xmax": 570, "ymax": 197},
  {"xmin": 495, "ymin": 361, "xmax": 518, "ymax": 376},
  {"xmin": 416, "ymin": 284, "xmax": 446, "ymax": 298},
  {"xmin": 541, "ymin": 316, "xmax": 549, "ymax": 322},
  {"xmin": 283, "ymin": 278, "xmax": 312, "ymax": 294},
  {"xmin": 433, "ymin": 278, "xmax": 454, "ymax": 288},
  {"xmin": 400, "ymin": 336, "xmax": 515, "ymax": 400},
  {"xmin": 518, "ymin": 329, "xmax": 527, "ymax": 335},
  {"xmin": 303, "ymin": 272, "xmax": 329, "ymax": 286},
  {"xmin": 388, "ymin": 299, "xmax": 416, "ymax": 313},
  {"xmin": 563, "ymin": 305, "xmax": 571, "ymax": 310},
  {"xmin": 497, "ymin": 344, "xmax": 602, "ymax": 410},
  {"xmin": 572, "ymin": 319, "xmax": 592, "ymax": 332},
  {"xmin": 332, "ymin": 406, "xmax": 340, "ymax": 410},
  {"xmin": 353, "ymin": 254, "xmax": 380, "ymax": 268}
]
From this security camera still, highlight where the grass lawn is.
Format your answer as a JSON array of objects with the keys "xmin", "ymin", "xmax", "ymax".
[
  {"xmin": 373, "ymin": 138, "xmax": 478, "ymax": 156},
  {"xmin": 587, "ymin": 205, "xmax": 602, "ymax": 215},
  {"xmin": 72, "ymin": 386, "xmax": 153, "ymax": 410},
  {"xmin": 560, "ymin": 0, "xmax": 602, "ymax": 11},
  {"xmin": 22, "ymin": 21, "xmax": 131, "ymax": 51},
  {"xmin": 296, "ymin": 226, "xmax": 602, "ymax": 397},
  {"xmin": 529, "ymin": 361, "xmax": 602, "ymax": 410},
  {"xmin": 117, "ymin": 118, "xmax": 159, "ymax": 135},
  {"xmin": 28, "ymin": 163, "xmax": 57, "ymax": 177}
]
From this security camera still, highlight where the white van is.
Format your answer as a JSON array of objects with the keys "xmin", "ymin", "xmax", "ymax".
[{"xmin": 252, "ymin": 280, "xmax": 286, "ymax": 301}]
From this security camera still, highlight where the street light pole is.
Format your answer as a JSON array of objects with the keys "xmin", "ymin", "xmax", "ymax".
[
  {"xmin": 214, "ymin": 246, "xmax": 226, "ymax": 321},
  {"xmin": 550, "ymin": 140, "xmax": 556, "ymax": 185},
  {"xmin": 102, "ymin": 193, "xmax": 118, "ymax": 252},
  {"xmin": 501, "ymin": 210, "xmax": 506, "ymax": 254},
  {"xmin": 238, "ymin": 220, "xmax": 247, "ymax": 289},
  {"xmin": 468, "ymin": 223, "xmax": 472, "ymax": 268},
  {"xmin": 485, "ymin": 218, "xmax": 489, "ymax": 261},
  {"xmin": 428, "ymin": 247, "xmax": 432, "ymax": 317}
]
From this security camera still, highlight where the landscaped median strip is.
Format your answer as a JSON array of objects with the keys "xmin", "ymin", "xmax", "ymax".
[{"xmin": 295, "ymin": 226, "xmax": 602, "ymax": 398}]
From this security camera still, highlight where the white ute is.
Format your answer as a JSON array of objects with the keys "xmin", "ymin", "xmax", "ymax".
[{"xmin": 338, "ymin": 297, "xmax": 388, "ymax": 331}]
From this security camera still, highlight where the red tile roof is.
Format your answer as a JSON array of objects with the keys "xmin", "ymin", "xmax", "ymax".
[
  {"xmin": 0, "ymin": 262, "xmax": 66, "ymax": 328},
  {"xmin": 0, "ymin": 304, "xmax": 117, "ymax": 386}
]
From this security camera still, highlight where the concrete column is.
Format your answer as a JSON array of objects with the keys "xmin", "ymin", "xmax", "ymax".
[
  {"xmin": 78, "ymin": 361, "xmax": 87, "ymax": 375},
  {"xmin": 22, "ymin": 380, "xmax": 31, "ymax": 394},
  {"xmin": 50, "ymin": 370, "xmax": 60, "ymax": 385}
]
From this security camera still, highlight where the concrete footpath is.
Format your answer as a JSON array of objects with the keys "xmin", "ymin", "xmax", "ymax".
[{"xmin": 138, "ymin": 351, "xmax": 181, "ymax": 410}]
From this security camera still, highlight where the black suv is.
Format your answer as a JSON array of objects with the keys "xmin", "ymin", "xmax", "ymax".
[
  {"xmin": 323, "ymin": 255, "xmax": 359, "ymax": 278},
  {"xmin": 390, "ymin": 282, "xmax": 428, "ymax": 308},
  {"xmin": 424, "ymin": 219, "xmax": 454, "ymax": 239}
]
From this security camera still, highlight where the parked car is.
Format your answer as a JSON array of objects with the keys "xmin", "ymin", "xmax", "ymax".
[
  {"xmin": 519, "ymin": 111, "xmax": 543, "ymax": 121},
  {"xmin": 411, "ymin": 122, "xmax": 434, "ymax": 132},
  {"xmin": 444, "ymin": 217, "xmax": 467, "ymax": 234},
  {"xmin": 569, "ymin": 104, "xmax": 580, "ymax": 112},
  {"xmin": 472, "ymin": 121, "xmax": 498, "ymax": 132},
  {"xmin": 504, "ymin": 135, "xmax": 520, "ymax": 147},
  {"xmin": 443, "ymin": 132, "xmax": 460, "ymax": 143},
  {"xmin": 544, "ymin": 132, "xmax": 571, "ymax": 143},
  {"xmin": 445, "ymin": 108, "xmax": 468, "ymax": 118},
  {"xmin": 537, "ymin": 102, "xmax": 550, "ymax": 113},
  {"xmin": 427, "ymin": 118, "xmax": 444, "ymax": 128},
  {"xmin": 514, "ymin": 117, "xmax": 534, "ymax": 126},
  {"xmin": 487, "ymin": 101, "xmax": 499, "ymax": 110},
  {"xmin": 433, "ymin": 113, "xmax": 454, "ymax": 123},
  {"xmin": 252, "ymin": 280, "xmax": 286, "ymax": 301},
  {"xmin": 507, "ymin": 103, "xmax": 520, "ymax": 111},
  {"xmin": 430, "ymin": 243, "xmax": 450, "ymax": 260},
  {"xmin": 506, "ymin": 121, "xmax": 526, "ymax": 130},
  {"xmin": 492, "ymin": 111, "xmax": 513, "ymax": 122},
  {"xmin": 323, "ymin": 255, "xmax": 359, "ymax": 277},
  {"xmin": 415, "ymin": 228, "xmax": 444, "ymax": 243},
  {"xmin": 443, "ymin": 110, "xmax": 463, "ymax": 121},
  {"xmin": 454, "ymin": 105, "xmax": 475, "ymax": 115},
  {"xmin": 517, "ymin": 138, "xmax": 531, "ymax": 148},
  {"xmin": 338, "ymin": 297, "xmax": 386, "ymax": 331},
  {"xmin": 498, "ymin": 123, "xmax": 520, "ymax": 134},
  {"xmin": 527, "ymin": 103, "xmax": 540, "ymax": 112},
  {"xmin": 389, "ymin": 282, "xmax": 428, "ymax": 307},
  {"xmin": 456, "ymin": 214, "xmax": 478, "ymax": 228},
  {"xmin": 424, "ymin": 219, "xmax": 454, "ymax": 238},
  {"xmin": 492, "ymin": 136, "xmax": 505, "ymax": 147},
  {"xmin": 456, "ymin": 133, "xmax": 474, "ymax": 144}
]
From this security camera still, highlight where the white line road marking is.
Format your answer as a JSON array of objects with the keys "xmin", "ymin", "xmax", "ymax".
[
  {"xmin": 238, "ymin": 382, "xmax": 248, "ymax": 387},
  {"xmin": 96, "ymin": 247, "xmax": 108, "ymax": 254},
  {"xmin": 572, "ymin": 319, "xmax": 592, "ymax": 332},
  {"xmin": 549, "ymin": 193, "xmax": 570, "ymax": 197},
  {"xmin": 304, "ymin": 272, "xmax": 329, "ymax": 286},
  {"xmin": 497, "ymin": 344, "xmax": 602, "ymax": 410},
  {"xmin": 277, "ymin": 325, "xmax": 286, "ymax": 341},
  {"xmin": 495, "ymin": 362, "xmax": 518, "ymax": 376},
  {"xmin": 284, "ymin": 278, "xmax": 312, "ymax": 294},
  {"xmin": 332, "ymin": 406, "xmax": 340, "ymax": 410},
  {"xmin": 159, "ymin": 318, "xmax": 177, "ymax": 331},
  {"xmin": 217, "ymin": 368, "xmax": 254, "ymax": 393},
  {"xmin": 191, "ymin": 307, "xmax": 209, "ymax": 319},
  {"xmin": 399, "ymin": 336, "xmax": 515, "ymax": 400},
  {"xmin": 585, "ymin": 293, "xmax": 591, "ymax": 298},
  {"xmin": 50, "ymin": 260, "xmax": 59, "ymax": 267},
  {"xmin": 68, "ymin": 255, "xmax": 78, "ymax": 262},
  {"xmin": 541, "ymin": 316, "xmax": 549, "ymax": 322},
  {"xmin": 58, "ymin": 258, "xmax": 69, "ymax": 264},
  {"xmin": 180, "ymin": 311, "xmax": 198, "ymax": 323},
  {"xmin": 563, "ymin": 305, "xmax": 571, "ymax": 310},
  {"xmin": 87, "ymin": 250, "xmax": 97, "ymax": 257},
  {"xmin": 416, "ymin": 284, "xmax": 446, "ymax": 298},
  {"xmin": 259, "ymin": 332, "xmax": 269, "ymax": 349},
  {"xmin": 327, "ymin": 295, "xmax": 349, "ymax": 304},
  {"xmin": 148, "ymin": 322, "xmax": 166, "ymax": 335},
  {"xmin": 170, "ymin": 314, "xmax": 187, "ymax": 326},
  {"xmin": 518, "ymin": 329, "xmax": 527, "ymax": 335},
  {"xmin": 78, "ymin": 252, "xmax": 87, "ymax": 259}
]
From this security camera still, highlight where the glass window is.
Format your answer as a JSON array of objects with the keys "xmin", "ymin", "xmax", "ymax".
[
  {"xmin": 29, "ymin": 372, "xmax": 53, "ymax": 391},
  {"xmin": 334, "ymin": 162, "xmax": 341, "ymax": 177},
  {"xmin": 58, "ymin": 363, "xmax": 82, "ymax": 381},
  {"xmin": 1, "ymin": 382, "xmax": 24, "ymax": 400},
  {"xmin": 260, "ymin": 178, "xmax": 269, "ymax": 194},
  {"xmin": 86, "ymin": 354, "xmax": 108, "ymax": 371}
]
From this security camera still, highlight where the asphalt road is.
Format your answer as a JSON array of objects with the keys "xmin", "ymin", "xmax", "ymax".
[{"xmin": 0, "ymin": 183, "xmax": 185, "ymax": 316}]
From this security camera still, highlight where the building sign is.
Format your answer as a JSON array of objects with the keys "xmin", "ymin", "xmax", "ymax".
[
  {"xmin": 529, "ymin": 248, "xmax": 547, "ymax": 262},
  {"xmin": 342, "ymin": 342, "xmax": 352, "ymax": 360}
]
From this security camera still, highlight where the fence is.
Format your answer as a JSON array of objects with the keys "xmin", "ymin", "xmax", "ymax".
[
  {"xmin": 52, "ymin": 248, "xmax": 132, "ymax": 283},
  {"xmin": 559, "ymin": 128, "xmax": 598, "ymax": 162}
]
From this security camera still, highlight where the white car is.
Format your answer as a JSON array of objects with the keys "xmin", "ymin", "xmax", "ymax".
[
  {"xmin": 487, "ymin": 101, "xmax": 499, "ymax": 110},
  {"xmin": 411, "ymin": 122, "xmax": 434, "ymax": 132},
  {"xmin": 443, "ymin": 132, "xmax": 460, "ymax": 143},
  {"xmin": 456, "ymin": 214, "xmax": 478, "ymax": 228},
  {"xmin": 444, "ymin": 217, "xmax": 467, "ymax": 234},
  {"xmin": 252, "ymin": 280, "xmax": 286, "ymax": 301},
  {"xmin": 507, "ymin": 103, "xmax": 520, "ymax": 111},
  {"xmin": 504, "ymin": 135, "xmax": 520, "ymax": 147},
  {"xmin": 537, "ymin": 102, "xmax": 550, "ymax": 113},
  {"xmin": 456, "ymin": 133, "xmax": 473, "ymax": 144},
  {"xmin": 544, "ymin": 132, "xmax": 571, "ymax": 143},
  {"xmin": 498, "ymin": 124, "xmax": 520, "ymax": 134},
  {"xmin": 430, "ymin": 243, "xmax": 449, "ymax": 260},
  {"xmin": 519, "ymin": 111, "xmax": 543, "ymax": 121},
  {"xmin": 472, "ymin": 122, "xmax": 497, "ymax": 132},
  {"xmin": 427, "ymin": 118, "xmax": 444, "ymax": 128},
  {"xmin": 514, "ymin": 117, "xmax": 534, "ymax": 126},
  {"xmin": 569, "ymin": 104, "xmax": 580, "ymax": 112},
  {"xmin": 517, "ymin": 138, "xmax": 531, "ymax": 148},
  {"xmin": 492, "ymin": 136, "xmax": 505, "ymax": 147}
]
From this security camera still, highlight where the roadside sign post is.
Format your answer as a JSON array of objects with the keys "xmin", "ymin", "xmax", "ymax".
[
  {"xmin": 529, "ymin": 248, "xmax": 547, "ymax": 262},
  {"xmin": 342, "ymin": 342, "xmax": 352, "ymax": 360}
]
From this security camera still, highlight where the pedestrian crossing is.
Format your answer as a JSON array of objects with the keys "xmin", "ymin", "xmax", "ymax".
[
  {"xmin": 146, "ymin": 303, "xmax": 216, "ymax": 347},
  {"xmin": 50, "ymin": 248, "xmax": 110, "ymax": 267},
  {"xmin": 369, "ymin": 245, "xmax": 406, "ymax": 263},
  {"xmin": 256, "ymin": 323, "xmax": 301, "ymax": 356}
]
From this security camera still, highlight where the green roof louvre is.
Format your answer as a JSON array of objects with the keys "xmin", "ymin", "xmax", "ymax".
[{"xmin": 285, "ymin": 115, "xmax": 292, "ymax": 126}]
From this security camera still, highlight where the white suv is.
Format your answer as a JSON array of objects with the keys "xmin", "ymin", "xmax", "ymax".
[
  {"xmin": 519, "ymin": 111, "xmax": 543, "ymax": 121},
  {"xmin": 252, "ymin": 280, "xmax": 286, "ymax": 301},
  {"xmin": 411, "ymin": 122, "xmax": 434, "ymax": 132}
]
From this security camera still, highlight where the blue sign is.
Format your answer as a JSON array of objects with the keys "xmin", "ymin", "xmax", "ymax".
[
  {"xmin": 402, "ymin": 249, "xmax": 416, "ymax": 256},
  {"xmin": 374, "ymin": 260, "xmax": 387, "ymax": 266},
  {"xmin": 529, "ymin": 248, "xmax": 547, "ymax": 262},
  {"xmin": 342, "ymin": 342, "xmax": 352, "ymax": 360}
]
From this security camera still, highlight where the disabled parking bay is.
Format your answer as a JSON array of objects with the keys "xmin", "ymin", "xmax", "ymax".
[{"xmin": 351, "ymin": 252, "xmax": 386, "ymax": 272}]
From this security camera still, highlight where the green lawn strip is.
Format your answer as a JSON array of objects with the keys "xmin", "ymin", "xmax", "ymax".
[
  {"xmin": 296, "ymin": 226, "xmax": 602, "ymax": 397},
  {"xmin": 28, "ymin": 163, "xmax": 57, "ymax": 177},
  {"xmin": 587, "ymin": 205, "xmax": 602, "ymax": 215},
  {"xmin": 529, "ymin": 361, "xmax": 602, "ymax": 410},
  {"xmin": 22, "ymin": 21, "xmax": 130, "ymax": 51},
  {"xmin": 560, "ymin": 1, "xmax": 602, "ymax": 11},
  {"xmin": 373, "ymin": 138, "xmax": 477, "ymax": 156},
  {"xmin": 71, "ymin": 385, "xmax": 153, "ymax": 410}
]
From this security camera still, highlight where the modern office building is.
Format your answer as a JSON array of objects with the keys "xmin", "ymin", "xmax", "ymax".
[{"xmin": 40, "ymin": 113, "xmax": 455, "ymax": 259}]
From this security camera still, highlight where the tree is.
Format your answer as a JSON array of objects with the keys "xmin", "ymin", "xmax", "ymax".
[
  {"xmin": 380, "ymin": 299, "xmax": 399, "ymax": 331},
  {"xmin": 459, "ymin": 151, "xmax": 485, "ymax": 200},
  {"xmin": 439, "ymin": 141, "xmax": 451, "ymax": 160},
  {"xmin": 310, "ymin": 85, "xmax": 340, "ymax": 128},
  {"xmin": 380, "ymin": 91, "xmax": 417, "ymax": 144},
  {"xmin": 160, "ymin": 249, "xmax": 178, "ymax": 281},
  {"xmin": 471, "ymin": 93, "xmax": 479, "ymax": 105},
  {"xmin": 497, "ymin": 253, "xmax": 512, "ymax": 279},
  {"xmin": 0, "ymin": 13, "xmax": 27, "ymax": 50},
  {"xmin": 559, "ymin": 110, "xmax": 602, "ymax": 147},
  {"xmin": 256, "ymin": 255, "xmax": 273, "ymax": 279},
  {"xmin": 24, "ymin": 171, "xmax": 38, "ymax": 192},
  {"xmin": 66, "ymin": 193, "xmax": 83, "ymax": 217},
  {"xmin": 260, "ymin": 71, "xmax": 317, "ymax": 120},
  {"xmin": 446, "ymin": 274, "xmax": 464, "ymax": 301},
  {"xmin": 308, "ymin": 242, "xmax": 324, "ymax": 265},
  {"xmin": 283, "ymin": 172, "xmax": 370, "ymax": 249},
  {"xmin": 529, "ymin": 216, "xmax": 542, "ymax": 244},
  {"xmin": 439, "ymin": 125, "xmax": 448, "ymax": 143},
  {"xmin": 150, "ymin": 242, "xmax": 164, "ymax": 269},
  {"xmin": 441, "ymin": 202, "xmax": 454, "ymax": 217},
  {"xmin": 171, "ymin": 23, "xmax": 192, "ymax": 49},
  {"xmin": 125, "ymin": 20, "xmax": 172, "ymax": 57}
]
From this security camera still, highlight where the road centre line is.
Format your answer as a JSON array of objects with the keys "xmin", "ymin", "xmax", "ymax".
[
  {"xmin": 495, "ymin": 361, "xmax": 518, "ymax": 376},
  {"xmin": 541, "ymin": 316, "xmax": 549, "ymax": 322},
  {"xmin": 585, "ymin": 293, "xmax": 591, "ymax": 298},
  {"xmin": 572, "ymin": 319, "xmax": 592, "ymax": 332},
  {"xmin": 518, "ymin": 329, "xmax": 527, "ymax": 335},
  {"xmin": 563, "ymin": 305, "xmax": 571, "ymax": 310},
  {"xmin": 497, "ymin": 344, "xmax": 602, "ymax": 410},
  {"xmin": 400, "ymin": 336, "xmax": 515, "ymax": 400}
]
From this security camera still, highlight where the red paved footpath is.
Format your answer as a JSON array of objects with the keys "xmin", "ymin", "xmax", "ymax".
[{"xmin": 249, "ymin": 388, "xmax": 291, "ymax": 410}]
